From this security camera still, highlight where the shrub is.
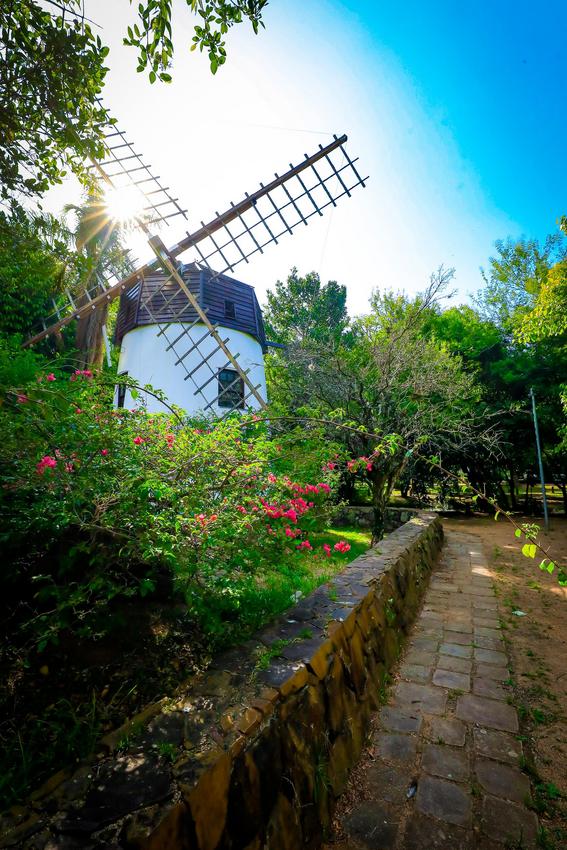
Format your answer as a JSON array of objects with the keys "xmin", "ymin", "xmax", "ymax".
[{"xmin": 0, "ymin": 365, "xmax": 341, "ymax": 650}]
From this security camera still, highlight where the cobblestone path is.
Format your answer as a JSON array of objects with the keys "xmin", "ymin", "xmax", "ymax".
[{"xmin": 331, "ymin": 530, "xmax": 540, "ymax": 850}]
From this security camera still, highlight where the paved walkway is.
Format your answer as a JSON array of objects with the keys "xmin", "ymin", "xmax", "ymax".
[{"xmin": 332, "ymin": 530, "xmax": 539, "ymax": 850}]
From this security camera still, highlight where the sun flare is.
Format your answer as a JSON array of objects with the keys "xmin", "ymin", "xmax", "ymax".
[{"xmin": 104, "ymin": 184, "xmax": 145, "ymax": 223}]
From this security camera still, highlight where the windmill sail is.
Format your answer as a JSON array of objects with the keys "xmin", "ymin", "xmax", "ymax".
[{"xmin": 27, "ymin": 125, "xmax": 367, "ymax": 416}]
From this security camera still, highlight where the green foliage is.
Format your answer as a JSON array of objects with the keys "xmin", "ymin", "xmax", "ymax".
[
  {"xmin": 0, "ymin": 2, "xmax": 109, "ymax": 198},
  {"xmin": 124, "ymin": 0, "xmax": 268, "ymax": 77},
  {"xmin": 1, "ymin": 1, "xmax": 267, "ymax": 202},
  {"xmin": 267, "ymin": 267, "xmax": 490, "ymax": 537},
  {"xmin": 0, "ymin": 206, "xmax": 78, "ymax": 335},
  {"xmin": 264, "ymin": 268, "xmax": 349, "ymax": 346},
  {"xmin": 0, "ymin": 363, "xmax": 347, "ymax": 651}
]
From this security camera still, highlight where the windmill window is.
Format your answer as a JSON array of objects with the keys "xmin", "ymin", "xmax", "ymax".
[
  {"xmin": 116, "ymin": 371, "xmax": 128, "ymax": 408},
  {"xmin": 218, "ymin": 368, "xmax": 244, "ymax": 409},
  {"xmin": 224, "ymin": 299, "xmax": 236, "ymax": 320}
]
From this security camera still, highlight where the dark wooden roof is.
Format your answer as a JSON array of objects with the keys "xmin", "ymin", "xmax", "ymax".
[{"xmin": 114, "ymin": 264, "xmax": 267, "ymax": 350}]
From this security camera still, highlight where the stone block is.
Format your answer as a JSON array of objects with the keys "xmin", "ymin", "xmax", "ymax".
[
  {"xmin": 437, "ymin": 655, "xmax": 472, "ymax": 675},
  {"xmin": 422, "ymin": 744, "xmax": 469, "ymax": 783},
  {"xmin": 474, "ymin": 648, "xmax": 508, "ymax": 667},
  {"xmin": 475, "ymin": 759, "xmax": 531, "ymax": 803},
  {"xmin": 439, "ymin": 643, "xmax": 472, "ymax": 659},
  {"xmin": 379, "ymin": 706, "xmax": 422, "ymax": 734},
  {"xmin": 432, "ymin": 670, "xmax": 470, "ymax": 692},
  {"xmin": 344, "ymin": 801, "xmax": 400, "ymax": 849},
  {"xmin": 394, "ymin": 681, "xmax": 448, "ymax": 716},
  {"xmin": 481, "ymin": 795, "xmax": 538, "ymax": 845},
  {"xmin": 416, "ymin": 775, "xmax": 472, "ymax": 826},
  {"xmin": 376, "ymin": 733, "xmax": 417, "ymax": 764},
  {"xmin": 399, "ymin": 663, "xmax": 431, "ymax": 684},
  {"xmin": 402, "ymin": 812, "xmax": 474, "ymax": 850},
  {"xmin": 426, "ymin": 717, "xmax": 466, "ymax": 747},
  {"xmin": 473, "ymin": 728, "xmax": 522, "ymax": 764},
  {"xmin": 456, "ymin": 695, "xmax": 518, "ymax": 732},
  {"xmin": 473, "ymin": 677, "xmax": 507, "ymax": 701}
]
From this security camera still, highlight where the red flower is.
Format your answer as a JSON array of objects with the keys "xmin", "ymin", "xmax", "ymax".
[
  {"xmin": 236, "ymin": 505, "xmax": 247, "ymax": 514},
  {"xmin": 133, "ymin": 436, "xmax": 144, "ymax": 445},
  {"xmin": 75, "ymin": 408, "xmax": 83, "ymax": 414},
  {"xmin": 324, "ymin": 462, "xmax": 337, "ymax": 470},
  {"xmin": 101, "ymin": 449, "xmax": 109, "ymax": 456},
  {"xmin": 36, "ymin": 455, "xmax": 57, "ymax": 475},
  {"xmin": 16, "ymin": 394, "xmax": 28, "ymax": 404},
  {"xmin": 323, "ymin": 543, "xmax": 331, "ymax": 557},
  {"xmin": 334, "ymin": 540, "xmax": 351, "ymax": 554},
  {"xmin": 46, "ymin": 373, "xmax": 56, "ymax": 382},
  {"xmin": 296, "ymin": 540, "xmax": 313, "ymax": 551}
]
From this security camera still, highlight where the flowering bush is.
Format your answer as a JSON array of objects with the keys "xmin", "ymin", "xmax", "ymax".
[{"xmin": 1, "ymin": 367, "xmax": 345, "ymax": 649}]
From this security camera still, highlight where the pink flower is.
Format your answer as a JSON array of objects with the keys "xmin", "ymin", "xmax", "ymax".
[
  {"xmin": 324, "ymin": 462, "xmax": 337, "ymax": 470},
  {"xmin": 101, "ymin": 449, "xmax": 109, "ymax": 456},
  {"xmin": 284, "ymin": 526, "xmax": 300, "ymax": 538},
  {"xmin": 16, "ymin": 394, "xmax": 28, "ymax": 404},
  {"xmin": 75, "ymin": 408, "xmax": 83, "ymax": 415},
  {"xmin": 323, "ymin": 543, "xmax": 331, "ymax": 557},
  {"xmin": 297, "ymin": 540, "xmax": 313, "ymax": 551},
  {"xmin": 317, "ymin": 483, "xmax": 331, "ymax": 494},
  {"xmin": 65, "ymin": 462, "xmax": 74, "ymax": 473},
  {"xmin": 366, "ymin": 462, "xmax": 373, "ymax": 471},
  {"xmin": 347, "ymin": 459, "xmax": 357, "ymax": 471},
  {"xmin": 36, "ymin": 455, "xmax": 57, "ymax": 475},
  {"xmin": 236, "ymin": 505, "xmax": 247, "ymax": 514},
  {"xmin": 165, "ymin": 434, "xmax": 175, "ymax": 446},
  {"xmin": 46, "ymin": 373, "xmax": 56, "ymax": 382},
  {"xmin": 267, "ymin": 473, "xmax": 277, "ymax": 483},
  {"xmin": 334, "ymin": 540, "xmax": 351, "ymax": 554},
  {"xmin": 283, "ymin": 508, "xmax": 298, "ymax": 523},
  {"xmin": 133, "ymin": 436, "xmax": 144, "ymax": 445}
]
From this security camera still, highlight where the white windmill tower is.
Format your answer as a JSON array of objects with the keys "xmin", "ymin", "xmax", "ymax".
[{"xmin": 25, "ymin": 111, "xmax": 367, "ymax": 419}]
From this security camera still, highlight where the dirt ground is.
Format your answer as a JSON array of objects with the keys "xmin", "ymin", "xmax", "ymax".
[{"xmin": 443, "ymin": 514, "xmax": 567, "ymax": 845}]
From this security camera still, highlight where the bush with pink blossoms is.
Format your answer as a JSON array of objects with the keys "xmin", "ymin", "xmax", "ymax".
[{"xmin": 0, "ymin": 367, "xmax": 344, "ymax": 649}]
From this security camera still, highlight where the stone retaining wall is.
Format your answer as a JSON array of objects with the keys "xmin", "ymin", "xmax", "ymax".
[
  {"xmin": 333, "ymin": 505, "xmax": 419, "ymax": 532},
  {"xmin": 2, "ymin": 513, "xmax": 443, "ymax": 850}
]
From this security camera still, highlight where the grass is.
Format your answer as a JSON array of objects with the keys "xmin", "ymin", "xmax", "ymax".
[{"xmin": 195, "ymin": 525, "xmax": 372, "ymax": 650}]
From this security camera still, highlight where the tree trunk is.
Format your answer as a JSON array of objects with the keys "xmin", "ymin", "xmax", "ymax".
[
  {"xmin": 561, "ymin": 483, "xmax": 567, "ymax": 517},
  {"xmin": 75, "ymin": 300, "xmax": 108, "ymax": 369},
  {"xmin": 370, "ymin": 474, "xmax": 388, "ymax": 544},
  {"xmin": 507, "ymin": 466, "xmax": 518, "ymax": 511}
]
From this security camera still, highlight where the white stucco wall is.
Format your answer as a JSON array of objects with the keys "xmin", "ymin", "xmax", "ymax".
[{"xmin": 116, "ymin": 323, "xmax": 267, "ymax": 416}]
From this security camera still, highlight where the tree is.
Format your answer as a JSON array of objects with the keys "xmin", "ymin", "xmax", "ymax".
[
  {"xmin": 264, "ymin": 268, "xmax": 349, "ymax": 345},
  {"xmin": 63, "ymin": 195, "xmax": 135, "ymax": 368},
  {"xmin": 0, "ymin": 2, "xmax": 108, "ymax": 199},
  {"xmin": 268, "ymin": 269, "xmax": 496, "ymax": 538},
  {"xmin": 476, "ymin": 233, "xmax": 567, "ymax": 335},
  {"xmin": 516, "ymin": 259, "xmax": 567, "ymax": 343},
  {"xmin": 0, "ymin": 1, "xmax": 267, "ymax": 200},
  {"xmin": 0, "ymin": 205, "xmax": 78, "ymax": 337}
]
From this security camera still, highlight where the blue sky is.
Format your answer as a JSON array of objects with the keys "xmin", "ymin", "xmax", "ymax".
[{"xmin": 47, "ymin": 0, "xmax": 567, "ymax": 313}]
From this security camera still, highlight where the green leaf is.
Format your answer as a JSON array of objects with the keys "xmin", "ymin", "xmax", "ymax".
[
  {"xmin": 494, "ymin": 511, "xmax": 500, "ymax": 521},
  {"xmin": 522, "ymin": 543, "xmax": 537, "ymax": 559},
  {"xmin": 514, "ymin": 528, "xmax": 522, "ymax": 538}
]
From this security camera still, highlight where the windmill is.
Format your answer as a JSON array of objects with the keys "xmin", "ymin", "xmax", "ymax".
[{"xmin": 24, "ymin": 108, "xmax": 367, "ymax": 418}]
